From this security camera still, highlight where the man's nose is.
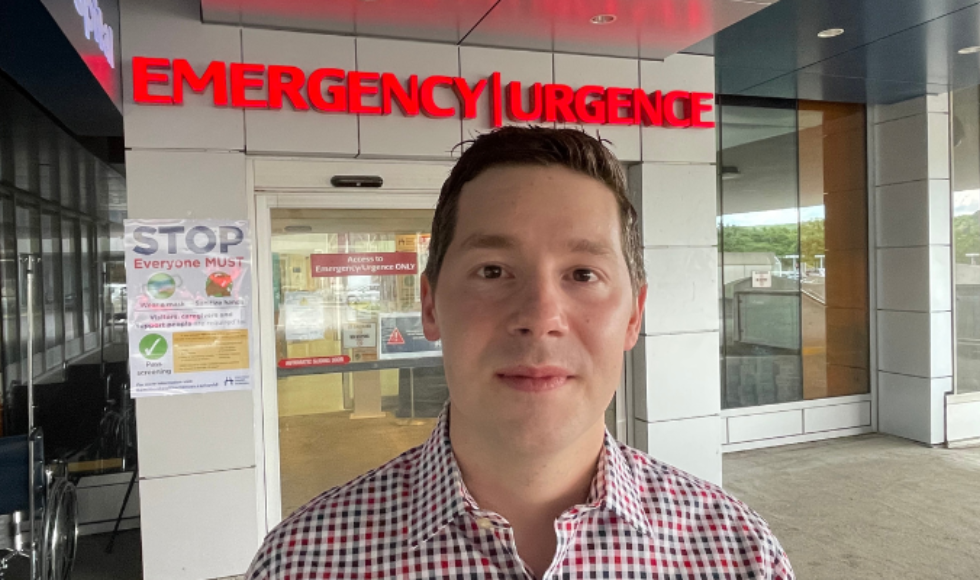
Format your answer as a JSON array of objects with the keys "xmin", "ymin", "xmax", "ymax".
[{"xmin": 508, "ymin": 274, "xmax": 569, "ymax": 338}]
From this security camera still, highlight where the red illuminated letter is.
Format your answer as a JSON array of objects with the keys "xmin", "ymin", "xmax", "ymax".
[
  {"xmin": 453, "ymin": 78, "xmax": 487, "ymax": 119},
  {"xmin": 691, "ymin": 92, "xmax": 715, "ymax": 128},
  {"xmin": 506, "ymin": 81, "xmax": 543, "ymax": 122},
  {"xmin": 663, "ymin": 91, "xmax": 691, "ymax": 127},
  {"xmin": 420, "ymin": 76, "xmax": 455, "ymax": 118},
  {"xmin": 543, "ymin": 84, "xmax": 576, "ymax": 123},
  {"xmin": 132, "ymin": 57, "xmax": 173, "ymax": 105},
  {"xmin": 230, "ymin": 63, "xmax": 268, "ymax": 108},
  {"xmin": 172, "ymin": 59, "xmax": 228, "ymax": 106},
  {"xmin": 573, "ymin": 86, "xmax": 606, "ymax": 124},
  {"xmin": 348, "ymin": 71, "xmax": 381, "ymax": 115},
  {"xmin": 308, "ymin": 68, "xmax": 347, "ymax": 112},
  {"xmin": 604, "ymin": 87, "xmax": 632, "ymax": 125},
  {"xmin": 381, "ymin": 73, "xmax": 419, "ymax": 115},
  {"xmin": 268, "ymin": 65, "xmax": 308, "ymax": 110},
  {"xmin": 633, "ymin": 90, "xmax": 663, "ymax": 126}
]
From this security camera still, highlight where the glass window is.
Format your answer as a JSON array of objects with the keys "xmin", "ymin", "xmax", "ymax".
[
  {"xmin": 719, "ymin": 99, "xmax": 803, "ymax": 409},
  {"xmin": 16, "ymin": 204, "xmax": 43, "ymax": 379},
  {"xmin": 0, "ymin": 85, "xmax": 14, "ymax": 186},
  {"xmin": 799, "ymin": 101, "xmax": 869, "ymax": 400},
  {"xmin": 63, "ymin": 217, "xmax": 80, "ymax": 358},
  {"xmin": 80, "ymin": 220, "xmax": 94, "ymax": 337},
  {"xmin": 718, "ymin": 97, "xmax": 869, "ymax": 410},
  {"xmin": 12, "ymin": 107, "xmax": 40, "ymax": 195},
  {"xmin": 41, "ymin": 213, "xmax": 64, "ymax": 370},
  {"xmin": 38, "ymin": 125, "xmax": 59, "ymax": 202},
  {"xmin": 59, "ymin": 137, "xmax": 78, "ymax": 210},
  {"xmin": 952, "ymin": 85, "xmax": 980, "ymax": 395},
  {"xmin": 1, "ymin": 194, "xmax": 18, "ymax": 386}
]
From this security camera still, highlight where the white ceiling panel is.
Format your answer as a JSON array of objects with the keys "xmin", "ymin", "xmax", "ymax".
[
  {"xmin": 463, "ymin": 0, "xmax": 776, "ymax": 59},
  {"xmin": 201, "ymin": 0, "xmax": 780, "ymax": 59},
  {"xmin": 201, "ymin": 0, "xmax": 499, "ymax": 43}
]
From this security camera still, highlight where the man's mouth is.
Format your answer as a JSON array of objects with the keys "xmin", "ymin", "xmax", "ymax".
[{"xmin": 495, "ymin": 365, "xmax": 573, "ymax": 392}]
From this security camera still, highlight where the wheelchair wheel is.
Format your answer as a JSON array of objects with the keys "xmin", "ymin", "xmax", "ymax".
[{"xmin": 39, "ymin": 477, "xmax": 77, "ymax": 580}]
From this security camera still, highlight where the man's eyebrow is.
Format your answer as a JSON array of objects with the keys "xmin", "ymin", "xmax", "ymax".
[
  {"xmin": 567, "ymin": 238, "xmax": 614, "ymax": 256},
  {"xmin": 457, "ymin": 233, "xmax": 516, "ymax": 252}
]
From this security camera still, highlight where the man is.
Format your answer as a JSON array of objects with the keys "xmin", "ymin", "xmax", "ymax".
[{"xmin": 246, "ymin": 127, "xmax": 795, "ymax": 579}]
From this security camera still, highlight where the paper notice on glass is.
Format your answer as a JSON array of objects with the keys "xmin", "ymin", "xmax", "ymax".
[{"xmin": 282, "ymin": 291, "xmax": 326, "ymax": 341}]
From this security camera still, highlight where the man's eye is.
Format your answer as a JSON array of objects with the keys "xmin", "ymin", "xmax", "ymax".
[
  {"xmin": 573, "ymin": 269, "xmax": 597, "ymax": 282},
  {"xmin": 479, "ymin": 265, "xmax": 503, "ymax": 279}
]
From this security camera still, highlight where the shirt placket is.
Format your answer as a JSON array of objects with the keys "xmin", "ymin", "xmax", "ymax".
[{"xmin": 467, "ymin": 509, "xmax": 535, "ymax": 579}]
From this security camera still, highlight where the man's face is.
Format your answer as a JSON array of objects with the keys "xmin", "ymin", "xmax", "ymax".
[{"xmin": 421, "ymin": 164, "xmax": 646, "ymax": 454}]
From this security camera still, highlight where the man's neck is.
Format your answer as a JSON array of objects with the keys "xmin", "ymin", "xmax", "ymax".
[{"xmin": 447, "ymin": 403, "xmax": 606, "ymax": 575}]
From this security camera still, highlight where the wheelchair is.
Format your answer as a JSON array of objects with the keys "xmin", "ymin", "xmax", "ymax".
[{"xmin": 0, "ymin": 429, "xmax": 78, "ymax": 580}]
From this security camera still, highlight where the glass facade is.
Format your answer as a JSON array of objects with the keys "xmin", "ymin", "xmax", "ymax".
[
  {"xmin": 0, "ymin": 72, "xmax": 125, "ymax": 425},
  {"xmin": 718, "ymin": 96, "xmax": 870, "ymax": 410},
  {"xmin": 952, "ymin": 86, "xmax": 980, "ymax": 395}
]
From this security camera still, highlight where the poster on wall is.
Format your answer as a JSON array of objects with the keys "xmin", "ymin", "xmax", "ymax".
[{"xmin": 125, "ymin": 219, "xmax": 253, "ymax": 397}]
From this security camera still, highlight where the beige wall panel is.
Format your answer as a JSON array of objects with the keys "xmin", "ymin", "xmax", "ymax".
[
  {"xmin": 356, "ymin": 38, "xmax": 461, "ymax": 159},
  {"xmin": 121, "ymin": 0, "xmax": 244, "ymax": 150},
  {"xmin": 242, "ymin": 29, "xmax": 358, "ymax": 156},
  {"xmin": 553, "ymin": 54, "xmax": 641, "ymax": 162}
]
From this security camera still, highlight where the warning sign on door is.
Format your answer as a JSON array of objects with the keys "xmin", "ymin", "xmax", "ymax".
[
  {"xmin": 387, "ymin": 327, "xmax": 405, "ymax": 345},
  {"xmin": 378, "ymin": 313, "xmax": 441, "ymax": 360}
]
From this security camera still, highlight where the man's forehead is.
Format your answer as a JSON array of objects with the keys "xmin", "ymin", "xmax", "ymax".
[{"xmin": 456, "ymin": 232, "xmax": 617, "ymax": 256}]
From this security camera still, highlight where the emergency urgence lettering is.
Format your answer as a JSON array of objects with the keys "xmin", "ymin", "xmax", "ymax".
[{"xmin": 131, "ymin": 57, "xmax": 715, "ymax": 128}]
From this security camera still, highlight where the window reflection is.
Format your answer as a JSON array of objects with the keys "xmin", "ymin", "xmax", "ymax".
[
  {"xmin": 718, "ymin": 97, "xmax": 869, "ymax": 410},
  {"xmin": 952, "ymin": 85, "xmax": 980, "ymax": 394}
]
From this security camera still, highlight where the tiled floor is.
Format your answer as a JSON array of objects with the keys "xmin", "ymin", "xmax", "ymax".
[
  {"xmin": 278, "ymin": 411, "xmax": 437, "ymax": 516},
  {"xmin": 724, "ymin": 434, "xmax": 980, "ymax": 580},
  {"xmin": 62, "ymin": 430, "xmax": 980, "ymax": 580}
]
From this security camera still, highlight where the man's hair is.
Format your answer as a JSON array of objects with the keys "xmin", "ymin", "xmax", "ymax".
[{"xmin": 423, "ymin": 126, "xmax": 646, "ymax": 295}]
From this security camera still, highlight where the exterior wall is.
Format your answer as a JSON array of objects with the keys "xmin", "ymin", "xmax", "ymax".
[
  {"xmin": 628, "ymin": 57, "xmax": 721, "ymax": 486},
  {"xmin": 120, "ymin": 0, "xmax": 720, "ymax": 578},
  {"xmin": 872, "ymin": 95, "xmax": 954, "ymax": 445}
]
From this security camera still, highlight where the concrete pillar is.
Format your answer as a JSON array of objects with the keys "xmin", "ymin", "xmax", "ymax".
[
  {"xmin": 629, "ymin": 54, "xmax": 722, "ymax": 485},
  {"xmin": 873, "ymin": 95, "xmax": 953, "ymax": 445}
]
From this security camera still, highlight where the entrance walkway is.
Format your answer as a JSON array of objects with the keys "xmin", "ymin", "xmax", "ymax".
[{"xmin": 723, "ymin": 434, "xmax": 980, "ymax": 579}]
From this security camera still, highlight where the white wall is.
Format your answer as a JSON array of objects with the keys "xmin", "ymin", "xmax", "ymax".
[
  {"xmin": 872, "ymin": 95, "xmax": 954, "ymax": 445},
  {"xmin": 628, "ymin": 56, "xmax": 722, "ymax": 486},
  {"xmin": 120, "ymin": 0, "xmax": 720, "ymax": 577}
]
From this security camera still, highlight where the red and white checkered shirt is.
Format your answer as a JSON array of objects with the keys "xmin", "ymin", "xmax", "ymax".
[{"xmin": 246, "ymin": 406, "xmax": 794, "ymax": 579}]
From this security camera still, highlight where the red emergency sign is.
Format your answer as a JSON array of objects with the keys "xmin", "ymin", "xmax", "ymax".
[
  {"xmin": 132, "ymin": 57, "xmax": 715, "ymax": 129},
  {"xmin": 311, "ymin": 252, "xmax": 418, "ymax": 278}
]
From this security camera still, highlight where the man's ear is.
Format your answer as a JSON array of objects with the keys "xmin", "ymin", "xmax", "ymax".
[
  {"xmin": 624, "ymin": 284, "xmax": 647, "ymax": 351},
  {"xmin": 421, "ymin": 274, "xmax": 441, "ymax": 341}
]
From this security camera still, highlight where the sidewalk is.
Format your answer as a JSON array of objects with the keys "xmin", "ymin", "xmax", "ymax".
[{"xmin": 723, "ymin": 434, "xmax": 980, "ymax": 579}]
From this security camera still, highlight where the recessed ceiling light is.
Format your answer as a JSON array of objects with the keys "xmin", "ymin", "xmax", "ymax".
[
  {"xmin": 959, "ymin": 46, "xmax": 980, "ymax": 54},
  {"xmin": 817, "ymin": 28, "xmax": 844, "ymax": 38},
  {"xmin": 590, "ymin": 14, "xmax": 616, "ymax": 25}
]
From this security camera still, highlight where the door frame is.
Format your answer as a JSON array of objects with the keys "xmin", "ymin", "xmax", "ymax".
[
  {"xmin": 250, "ymin": 156, "xmax": 453, "ymax": 531},
  {"xmin": 248, "ymin": 156, "xmax": 635, "ymax": 532}
]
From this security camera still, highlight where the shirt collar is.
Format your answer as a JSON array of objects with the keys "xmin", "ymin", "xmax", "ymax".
[
  {"xmin": 407, "ymin": 402, "xmax": 654, "ymax": 548},
  {"xmin": 407, "ymin": 403, "xmax": 469, "ymax": 549}
]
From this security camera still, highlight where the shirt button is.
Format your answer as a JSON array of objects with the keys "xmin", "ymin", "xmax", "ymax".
[{"xmin": 477, "ymin": 518, "xmax": 494, "ymax": 530}]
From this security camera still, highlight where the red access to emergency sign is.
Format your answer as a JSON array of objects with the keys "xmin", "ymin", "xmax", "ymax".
[{"xmin": 132, "ymin": 57, "xmax": 715, "ymax": 128}]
